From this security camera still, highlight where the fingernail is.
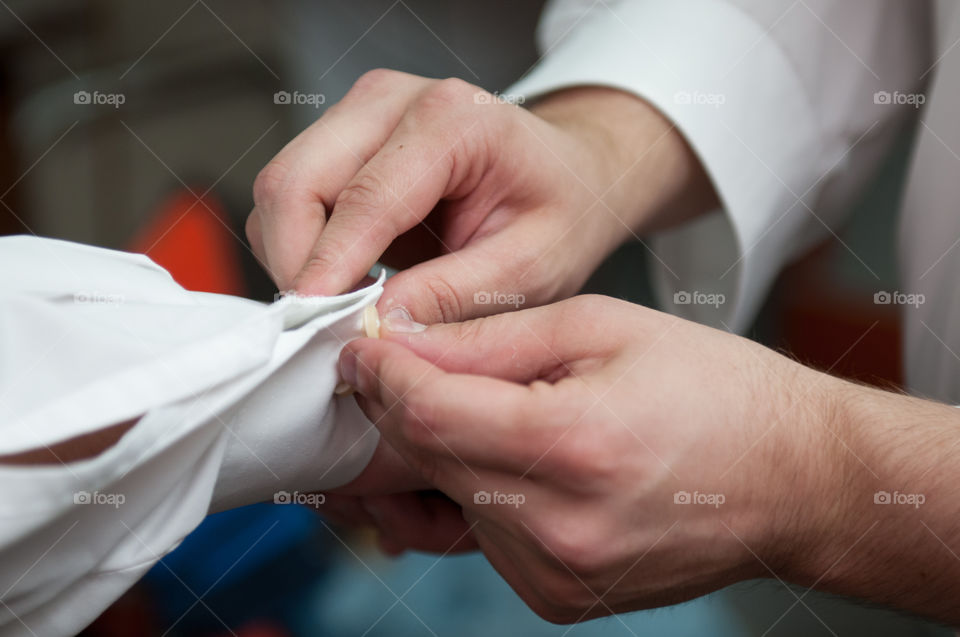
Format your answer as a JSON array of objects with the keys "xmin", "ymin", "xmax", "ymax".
[
  {"xmin": 339, "ymin": 349, "xmax": 359, "ymax": 389},
  {"xmin": 383, "ymin": 306, "xmax": 426, "ymax": 334}
]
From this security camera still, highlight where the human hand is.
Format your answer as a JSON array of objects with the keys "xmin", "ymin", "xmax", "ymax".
[
  {"xmin": 319, "ymin": 438, "xmax": 479, "ymax": 554},
  {"xmin": 336, "ymin": 295, "xmax": 844, "ymax": 622},
  {"xmin": 247, "ymin": 70, "xmax": 715, "ymax": 323}
]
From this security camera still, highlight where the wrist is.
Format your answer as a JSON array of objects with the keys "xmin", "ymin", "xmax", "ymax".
[
  {"xmin": 808, "ymin": 383, "xmax": 960, "ymax": 620},
  {"xmin": 530, "ymin": 86, "xmax": 718, "ymax": 235},
  {"xmin": 748, "ymin": 362, "xmax": 857, "ymax": 583},
  {"xmin": 772, "ymin": 375, "xmax": 960, "ymax": 623}
]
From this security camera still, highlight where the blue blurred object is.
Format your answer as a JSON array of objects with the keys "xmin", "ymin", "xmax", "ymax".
[
  {"xmin": 135, "ymin": 502, "xmax": 953, "ymax": 636},
  {"xmin": 142, "ymin": 502, "xmax": 331, "ymax": 635},
  {"xmin": 307, "ymin": 549, "xmax": 750, "ymax": 637},
  {"xmin": 304, "ymin": 548, "xmax": 951, "ymax": 637}
]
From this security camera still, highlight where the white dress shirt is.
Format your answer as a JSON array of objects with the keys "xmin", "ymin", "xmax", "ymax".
[
  {"xmin": 510, "ymin": 0, "xmax": 931, "ymax": 332},
  {"xmin": 0, "ymin": 236, "xmax": 381, "ymax": 636},
  {"xmin": 509, "ymin": 0, "xmax": 960, "ymax": 405},
  {"xmin": 4, "ymin": 1, "xmax": 958, "ymax": 634},
  {"xmin": 899, "ymin": 3, "xmax": 960, "ymax": 403}
]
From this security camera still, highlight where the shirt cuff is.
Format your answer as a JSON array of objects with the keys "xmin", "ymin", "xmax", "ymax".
[{"xmin": 507, "ymin": 0, "xmax": 823, "ymax": 331}]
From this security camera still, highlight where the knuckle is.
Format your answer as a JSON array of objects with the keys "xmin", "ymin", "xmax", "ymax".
[
  {"xmin": 336, "ymin": 170, "xmax": 391, "ymax": 217},
  {"xmin": 351, "ymin": 68, "xmax": 400, "ymax": 94},
  {"xmin": 495, "ymin": 387, "xmax": 571, "ymax": 462},
  {"xmin": 419, "ymin": 274, "xmax": 466, "ymax": 324},
  {"xmin": 530, "ymin": 400, "xmax": 600, "ymax": 471},
  {"xmin": 559, "ymin": 294, "xmax": 608, "ymax": 322},
  {"xmin": 562, "ymin": 427, "xmax": 623, "ymax": 486},
  {"xmin": 537, "ymin": 517, "xmax": 611, "ymax": 578},
  {"xmin": 415, "ymin": 77, "xmax": 477, "ymax": 115},
  {"xmin": 252, "ymin": 160, "xmax": 293, "ymax": 208},
  {"xmin": 295, "ymin": 247, "xmax": 344, "ymax": 284}
]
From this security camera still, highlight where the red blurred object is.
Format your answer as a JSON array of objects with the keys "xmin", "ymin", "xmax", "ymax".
[
  {"xmin": 81, "ymin": 190, "xmax": 251, "ymax": 637},
  {"xmin": 80, "ymin": 586, "xmax": 158, "ymax": 637},
  {"xmin": 771, "ymin": 244, "xmax": 902, "ymax": 389},
  {"xmin": 128, "ymin": 190, "xmax": 247, "ymax": 296}
]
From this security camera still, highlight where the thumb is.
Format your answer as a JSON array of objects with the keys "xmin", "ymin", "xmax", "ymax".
[
  {"xmin": 376, "ymin": 296, "xmax": 621, "ymax": 383},
  {"xmin": 377, "ymin": 221, "xmax": 547, "ymax": 325}
]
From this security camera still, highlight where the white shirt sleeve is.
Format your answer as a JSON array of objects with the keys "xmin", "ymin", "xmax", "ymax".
[
  {"xmin": 508, "ymin": 0, "xmax": 931, "ymax": 331},
  {"xmin": 0, "ymin": 236, "xmax": 381, "ymax": 637}
]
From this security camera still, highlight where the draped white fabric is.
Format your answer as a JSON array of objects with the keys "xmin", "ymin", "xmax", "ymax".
[{"xmin": 0, "ymin": 236, "xmax": 381, "ymax": 636}]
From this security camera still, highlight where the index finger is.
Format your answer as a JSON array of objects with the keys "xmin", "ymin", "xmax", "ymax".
[
  {"xmin": 249, "ymin": 70, "xmax": 432, "ymax": 290},
  {"xmin": 340, "ymin": 337, "xmax": 570, "ymax": 477},
  {"xmin": 291, "ymin": 79, "xmax": 489, "ymax": 296}
]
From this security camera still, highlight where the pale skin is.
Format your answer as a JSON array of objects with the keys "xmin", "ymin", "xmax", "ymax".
[
  {"xmin": 13, "ymin": 70, "xmax": 957, "ymax": 624},
  {"xmin": 341, "ymin": 299, "xmax": 960, "ymax": 625},
  {"xmin": 249, "ymin": 70, "xmax": 960, "ymax": 624},
  {"xmin": 248, "ymin": 68, "xmax": 720, "ymax": 505}
]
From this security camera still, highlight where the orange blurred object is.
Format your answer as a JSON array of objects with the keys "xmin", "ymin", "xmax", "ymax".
[
  {"xmin": 128, "ymin": 190, "xmax": 247, "ymax": 296},
  {"xmin": 83, "ymin": 190, "xmax": 252, "ymax": 637}
]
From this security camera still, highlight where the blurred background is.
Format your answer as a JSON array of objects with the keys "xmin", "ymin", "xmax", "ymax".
[{"xmin": 0, "ymin": 1, "xmax": 924, "ymax": 635}]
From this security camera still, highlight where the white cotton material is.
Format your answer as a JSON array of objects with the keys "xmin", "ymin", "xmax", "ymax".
[
  {"xmin": 0, "ymin": 235, "xmax": 381, "ymax": 636},
  {"xmin": 509, "ymin": 0, "xmax": 928, "ymax": 332}
]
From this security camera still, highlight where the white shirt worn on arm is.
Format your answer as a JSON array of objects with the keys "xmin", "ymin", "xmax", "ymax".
[
  {"xmin": 508, "ymin": 0, "xmax": 931, "ymax": 331},
  {"xmin": 0, "ymin": 236, "xmax": 381, "ymax": 637}
]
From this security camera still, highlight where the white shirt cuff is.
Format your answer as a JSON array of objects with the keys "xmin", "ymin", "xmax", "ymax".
[{"xmin": 507, "ymin": 0, "xmax": 823, "ymax": 331}]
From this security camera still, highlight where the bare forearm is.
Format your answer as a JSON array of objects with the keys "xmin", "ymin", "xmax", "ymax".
[
  {"xmin": 791, "ymin": 380, "xmax": 960, "ymax": 624},
  {"xmin": 530, "ymin": 86, "xmax": 719, "ymax": 236}
]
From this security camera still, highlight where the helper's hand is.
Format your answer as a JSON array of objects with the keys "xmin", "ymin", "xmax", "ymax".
[
  {"xmin": 247, "ymin": 70, "xmax": 715, "ymax": 323},
  {"xmin": 320, "ymin": 439, "xmax": 481, "ymax": 554},
  {"xmin": 336, "ymin": 296, "xmax": 846, "ymax": 622}
]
